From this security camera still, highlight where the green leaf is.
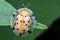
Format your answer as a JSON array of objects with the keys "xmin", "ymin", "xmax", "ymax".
[
  {"xmin": 0, "ymin": 0, "xmax": 16, "ymax": 25},
  {"xmin": 0, "ymin": 0, "xmax": 60, "ymax": 40},
  {"xmin": 34, "ymin": 22, "xmax": 48, "ymax": 29},
  {"xmin": 0, "ymin": 0, "xmax": 4, "ymax": 2}
]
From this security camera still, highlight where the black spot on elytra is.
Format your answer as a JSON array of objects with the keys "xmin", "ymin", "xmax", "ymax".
[
  {"xmin": 14, "ymin": 23, "xmax": 16, "ymax": 26},
  {"xmin": 30, "ymin": 16, "xmax": 31, "ymax": 17},
  {"xmin": 21, "ymin": 14, "xmax": 23, "ymax": 16},
  {"xmin": 28, "ymin": 26, "xmax": 30, "ymax": 27},
  {"xmin": 20, "ymin": 20, "xmax": 22, "ymax": 22},
  {"xmin": 16, "ymin": 18, "xmax": 18, "ymax": 20},
  {"xmin": 25, "ymin": 24, "xmax": 27, "ymax": 26},
  {"xmin": 17, "ymin": 28, "xmax": 19, "ymax": 30},
  {"xmin": 23, "ymin": 30, "xmax": 25, "ymax": 31},
  {"xmin": 17, "ymin": 22, "xmax": 18, "ymax": 24},
  {"xmin": 25, "ymin": 16, "xmax": 26, "ymax": 17},
  {"xmin": 30, "ymin": 16, "xmax": 32, "ymax": 19},
  {"xmin": 28, "ymin": 21, "xmax": 30, "ymax": 23},
  {"xmin": 31, "ymin": 18, "xmax": 32, "ymax": 19},
  {"xmin": 23, "ymin": 21, "xmax": 25, "ymax": 23},
  {"xmin": 23, "ymin": 30, "xmax": 25, "ymax": 34}
]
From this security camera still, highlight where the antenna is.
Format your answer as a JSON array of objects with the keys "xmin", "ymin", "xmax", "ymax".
[
  {"xmin": 22, "ymin": 3, "xmax": 30, "ymax": 8},
  {"xmin": 26, "ymin": 3, "xmax": 30, "ymax": 8},
  {"xmin": 22, "ymin": 3, "xmax": 26, "ymax": 8}
]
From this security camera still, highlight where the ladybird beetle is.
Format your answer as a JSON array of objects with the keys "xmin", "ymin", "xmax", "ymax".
[{"xmin": 10, "ymin": 4, "xmax": 36, "ymax": 37}]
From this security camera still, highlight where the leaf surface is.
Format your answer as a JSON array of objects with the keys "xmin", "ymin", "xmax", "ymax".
[{"xmin": 0, "ymin": 0, "xmax": 16, "ymax": 25}]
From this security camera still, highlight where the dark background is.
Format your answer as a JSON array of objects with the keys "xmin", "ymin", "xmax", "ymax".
[{"xmin": 35, "ymin": 17, "xmax": 60, "ymax": 40}]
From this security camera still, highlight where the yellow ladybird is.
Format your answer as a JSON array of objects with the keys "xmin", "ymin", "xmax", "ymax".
[{"xmin": 10, "ymin": 8, "xmax": 36, "ymax": 37}]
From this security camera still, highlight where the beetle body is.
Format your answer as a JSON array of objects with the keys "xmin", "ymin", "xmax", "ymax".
[{"xmin": 10, "ymin": 8, "xmax": 36, "ymax": 36}]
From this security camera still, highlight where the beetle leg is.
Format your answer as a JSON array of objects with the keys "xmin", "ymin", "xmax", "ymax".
[
  {"xmin": 28, "ymin": 30, "xmax": 31, "ymax": 34},
  {"xmin": 19, "ymin": 33, "xmax": 22, "ymax": 36},
  {"xmin": 32, "ymin": 16, "xmax": 36, "ymax": 23}
]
